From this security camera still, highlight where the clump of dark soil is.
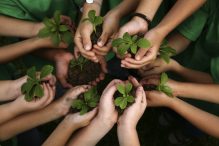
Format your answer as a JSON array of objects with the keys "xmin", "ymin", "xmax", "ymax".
[{"xmin": 91, "ymin": 25, "xmax": 102, "ymax": 44}]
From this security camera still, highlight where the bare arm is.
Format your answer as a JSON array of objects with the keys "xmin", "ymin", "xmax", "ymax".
[
  {"xmin": 169, "ymin": 98, "xmax": 219, "ymax": 138},
  {"xmin": 0, "ymin": 15, "xmax": 43, "ymax": 38}
]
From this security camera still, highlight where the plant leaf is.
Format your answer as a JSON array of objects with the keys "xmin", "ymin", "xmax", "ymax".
[
  {"xmin": 161, "ymin": 85, "xmax": 173, "ymax": 97},
  {"xmin": 112, "ymin": 38, "xmax": 124, "ymax": 47},
  {"xmin": 40, "ymin": 65, "xmax": 54, "ymax": 79},
  {"xmin": 80, "ymin": 105, "xmax": 89, "ymax": 115},
  {"xmin": 94, "ymin": 16, "xmax": 103, "ymax": 26},
  {"xmin": 51, "ymin": 32, "xmax": 61, "ymax": 46},
  {"xmin": 115, "ymin": 97, "xmax": 123, "ymax": 106},
  {"xmin": 38, "ymin": 27, "xmax": 51, "ymax": 38},
  {"xmin": 43, "ymin": 17, "xmax": 54, "ymax": 27},
  {"xmin": 127, "ymin": 95, "xmax": 135, "ymax": 103},
  {"xmin": 82, "ymin": 18, "xmax": 90, "ymax": 23},
  {"xmin": 160, "ymin": 52, "xmax": 170, "ymax": 63},
  {"xmin": 72, "ymin": 99, "xmax": 84, "ymax": 109},
  {"xmin": 62, "ymin": 31, "xmax": 73, "ymax": 44},
  {"xmin": 160, "ymin": 73, "xmax": 168, "ymax": 85},
  {"xmin": 88, "ymin": 10, "xmax": 96, "ymax": 22},
  {"xmin": 27, "ymin": 66, "xmax": 36, "ymax": 79},
  {"xmin": 125, "ymin": 82, "xmax": 132, "ymax": 94},
  {"xmin": 137, "ymin": 38, "xmax": 150, "ymax": 48},
  {"xmin": 117, "ymin": 84, "xmax": 125, "ymax": 95},
  {"xmin": 123, "ymin": 32, "xmax": 132, "ymax": 43},
  {"xmin": 130, "ymin": 44, "xmax": 138, "ymax": 54},
  {"xmin": 132, "ymin": 35, "xmax": 138, "ymax": 42},
  {"xmin": 120, "ymin": 98, "xmax": 127, "ymax": 110},
  {"xmin": 88, "ymin": 101, "xmax": 97, "ymax": 108},
  {"xmin": 54, "ymin": 10, "xmax": 61, "ymax": 24},
  {"xmin": 59, "ymin": 25, "xmax": 69, "ymax": 32},
  {"xmin": 34, "ymin": 84, "xmax": 44, "ymax": 97}
]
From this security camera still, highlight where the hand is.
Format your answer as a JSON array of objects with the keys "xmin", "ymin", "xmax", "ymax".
[
  {"xmin": 140, "ymin": 75, "xmax": 180, "ymax": 97},
  {"xmin": 55, "ymin": 85, "xmax": 91, "ymax": 116},
  {"xmin": 118, "ymin": 86, "xmax": 147, "ymax": 128},
  {"xmin": 138, "ymin": 58, "xmax": 179, "ymax": 77},
  {"xmin": 55, "ymin": 51, "xmax": 74, "ymax": 88},
  {"xmin": 97, "ymin": 79, "xmax": 123, "ymax": 125},
  {"xmin": 121, "ymin": 28, "xmax": 165, "ymax": 69},
  {"xmin": 65, "ymin": 108, "xmax": 97, "ymax": 129},
  {"xmin": 114, "ymin": 17, "xmax": 148, "ymax": 58},
  {"xmin": 93, "ymin": 11, "xmax": 120, "ymax": 56},
  {"xmin": 15, "ymin": 83, "xmax": 55, "ymax": 112}
]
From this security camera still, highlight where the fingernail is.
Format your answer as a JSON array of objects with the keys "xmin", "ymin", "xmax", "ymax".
[
  {"xmin": 136, "ymin": 56, "xmax": 140, "ymax": 60},
  {"xmin": 97, "ymin": 41, "xmax": 103, "ymax": 47},
  {"xmin": 121, "ymin": 64, "xmax": 125, "ymax": 67},
  {"xmin": 85, "ymin": 45, "xmax": 91, "ymax": 51}
]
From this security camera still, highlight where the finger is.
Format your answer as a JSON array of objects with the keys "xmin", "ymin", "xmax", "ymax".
[
  {"xmin": 83, "ymin": 107, "xmax": 98, "ymax": 120},
  {"xmin": 72, "ymin": 85, "xmax": 91, "ymax": 98},
  {"xmin": 97, "ymin": 31, "xmax": 110, "ymax": 47},
  {"xmin": 98, "ymin": 56, "xmax": 108, "ymax": 73},
  {"xmin": 81, "ymin": 31, "xmax": 92, "ymax": 51},
  {"xmin": 44, "ymin": 84, "xmax": 54, "ymax": 105},
  {"xmin": 140, "ymin": 68, "xmax": 159, "ymax": 77},
  {"xmin": 135, "ymin": 86, "xmax": 144, "ymax": 103},
  {"xmin": 140, "ymin": 78, "xmax": 160, "ymax": 86},
  {"xmin": 58, "ymin": 76, "xmax": 73, "ymax": 88},
  {"xmin": 101, "ymin": 84, "xmax": 117, "ymax": 102},
  {"xmin": 135, "ymin": 47, "xmax": 150, "ymax": 61},
  {"xmin": 102, "ymin": 79, "xmax": 123, "ymax": 95},
  {"xmin": 121, "ymin": 60, "xmax": 146, "ymax": 69},
  {"xmin": 74, "ymin": 46, "xmax": 80, "ymax": 59},
  {"xmin": 99, "ymin": 73, "xmax": 105, "ymax": 80},
  {"xmin": 128, "ymin": 76, "xmax": 140, "ymax": 88}
]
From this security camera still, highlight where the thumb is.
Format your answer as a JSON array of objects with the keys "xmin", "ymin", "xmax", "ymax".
[
  {"xmin": 97, "ymin": 31, "xmax": 110, "ymax": 47},
  {"xmin": 84, "ymin": 107, "xmax": 98, "ymax": 120}
]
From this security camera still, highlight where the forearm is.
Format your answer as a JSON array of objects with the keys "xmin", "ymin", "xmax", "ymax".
[
  {"xmin": 0, "ymin": 38, "xmax": 48, "ymax": 63},
  {"xmin": 154, "ymin": 0, "xmax": 206, "ymax": 37},
  {"xmin": 67, "ymin": 116, "xmax": 114, "ymax": 146},
  {"xmin": 135, "ymin": 0, "xmax": 163, "ymax": 21},
  {"xmin": 118, "ymin": 126, "xmax": 140, "ymax": 146},
  {"xmin": 82, "ymin": 0, "xmax": 103, "ymax": 19},
  {"xmin": 0, "ymin": 101, "xmax": 64, "ymax": 141},
  {"xmin": 0, "ymin": 16, "xmax": 43, "ymax": 38},
  {"xmin": 170, "ymin": 60, "xmax": 213, "ymax": 83},
  {"xmin": 169, "ymin": 98, "xmax": 219, "ymax": 138},
  {"xmin": 43, "ymin": 117, "xmax": 77, "ymax": 146},
  {"xmin": 175, "ymin": 82, "xmax": 219, "ymax": 104}
]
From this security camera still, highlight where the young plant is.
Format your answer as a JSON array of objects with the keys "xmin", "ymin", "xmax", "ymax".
[
  {"xmin": 71, "ymin": 87, "xmax": 100, "ymax": 115},
  {"xmin": 38, "ymin": 10, "xmax": 73, "ymax": 46},
  {"xmin": 156, "ymin": 73, "xmax": 173, "ymax": 97},
  {"xmin": 70, "ymin": 56, "xmax": 88, "ymax": 71},
  {"xmin": 82, "ymin": 10, "xmax": 103, "ymax": 34},
  {"xmin": 114, "ymin": 82, "xmax": 135, "ymax": 110},
  {"xmin": 112, "ymin": 32, "xmax": 151, "ymax": 57},
  {"xmin": 21, "ymin": 65, "xmax": 54, "ymax": 102},
  {"xmin": 159, "ymin": 40, "xmax": 176, "ymax": 63}
]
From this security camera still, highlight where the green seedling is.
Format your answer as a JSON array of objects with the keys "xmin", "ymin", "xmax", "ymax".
[
  {"xmin": 70, "ymin": 56, "xmax": 88, "ymax": 71},
  {"xmin": 21, "ymin": 65, "xmax": 54, "ymax": 102},
  {"xmin": 159, "ymin": 40, "xmax": 176, "ymax": 63},
  {"xmin": 38, "ymin": 10, "xmax": 73, "ymax": 46},
  {"xmin": 82, "ymin": 10, "xmax": 103, "ymax": 33},
  {"xmin": 71, "ymin": 87, "xmax": 100, "ymax": 115},
  {"xmin": 112, "ymin": 32, "xmax": 151, "ymax": 57},
  {"xmin": 114, "ymin": 82, "xmax": 135, "ymax": 110},
  {"xmin": 156, "ymin": 73, "xmax": 173, "ymax": 97}
]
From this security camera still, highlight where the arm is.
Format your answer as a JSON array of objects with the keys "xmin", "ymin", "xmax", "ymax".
[
  {"xmin": 0, "ymin": 85, "xmax": 89, "ymax": 141},
  {"xmin": 0, "ymin": 15, "xmax": 43, "ymax": 38}
]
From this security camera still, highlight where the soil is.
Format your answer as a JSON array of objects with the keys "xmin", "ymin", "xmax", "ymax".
[
  {"xmin": 143, "ymin": 84, "xmax": 157, "ymax": 91},
  {"xmin": 91, "ymin": 25, "xmax": 102, "ymax": 44},
  {"xmin": 68, "ymin": 60, "xmax": 101, "ymax": 86}
]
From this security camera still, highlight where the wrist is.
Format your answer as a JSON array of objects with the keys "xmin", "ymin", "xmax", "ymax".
[
  {"xmin": 53, "ymin": 99, "xmax": 70, "ymax": 117},
  {"xmin": 131, "ymin": 16, "xmax": 148, "ymax": 33}
]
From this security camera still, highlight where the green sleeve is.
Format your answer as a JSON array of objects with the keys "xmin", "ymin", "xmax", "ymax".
[
  {"xmin": 177, "ymin": 9, "xmax": 208, "ymax": 41},
  {"xmin": 211, "ymin": 57, "xmax": 219, "ymax": 84}
]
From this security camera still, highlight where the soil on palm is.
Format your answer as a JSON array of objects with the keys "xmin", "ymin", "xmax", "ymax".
[
  {"xmin": 91, "ymin": 25, "xmax": 102, "ymax": 44},
  {"xmin": 68, "ymin": 61, "xmax": 101, "ymax": 86}
]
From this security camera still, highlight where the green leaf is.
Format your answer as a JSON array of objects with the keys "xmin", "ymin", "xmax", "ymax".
[
  {"xmin": 25, "ymin": 93, "xmax": 32, "ymax": 102},
  {"xmin": 130, "ymin": 44, "xmax": 138, "ymax": 54},
  {"xmin": 125, "ymin": 82, "xmax": 132, "ymax": 94},
  {"xmin": 137, "ymin": 38, "xmax": 150, "ymax": 48},
  {"xmin": 120, "ymin": 98, "xmax": 128, "ymax": 110},
  {"xmin": 59, "ymin": 25, "xmax": 69, "ymax": 32},
  {"xmin": 54, "ymin": 10, "xmax": 61, "ymax": 24},
  {"xmin": 161, "ymin": 85, "xmax": 173, "ymax": 97},
  {"xmin": 21, "ymin": 82, "xmax": 28, "ymax": 93},
  {"xmin": 82, "ymin": 18, "xmax": 90, "ymax": 23},
  {"xmin": 40, "ymin": 65, "xmax": 54, "ymax": 79},
  {"xmin": 112, "ymin": 38, "xmax": 124, "ymax": 47},
  {"xmin": 117, "ymin": 84, "xmax": 125, "ymax": 95},
  {"xmin": 123, "ymin": 32, "xmax": 132, "ymax": 42},
  {"xmin": 34, "ymin": 84, "xmax": 44, "ymax": 97},
  {"xmin": 80, "ymin": 105, "xmax": 89, "ymax": 115},
  {"xmin": 88, "ymin": 10, "xmax": 96, "ymax": 21},
  {"xmin": 160, "ymin": 52, "xmax": 170, "ymax": 63},
  {"xmin": 88, "ymin": 101, "xmax": 97, "ymax": 108},
  {"xmin": 127, "ymin": 95, "xmax": 135, "ymax": 103},
  {"xmin": 160, "ymin": 73, "xmax": 168, "ymax": 85},
  {"xmin": 62, "ymin": 31, "xmax": 73, "ymax": 44},
  {"xmin": 27, "ymin": 66, "xmax": 36, "ymax": 79},
  {"xmin": 43, "ymin": 17, "xmax": 54, "ymax": 27},
  {"xmin": 117, "ymin": 44, "xmax": 129, "ymax": 56},
  {"xmin": 72, "ymin": 99, "xmax": 84, "ymax": 109},
  {"xmin": 115, "ymin": 97, "xmax": 123, "ymax": 106},
  {"xmin": 38, "ymin": 27, "xmax": 51, "ymax": 38},
  {"xmin": 132, "ymin": 35, "xmax": 138, "ymax": 42},
  {"xmin": 51, "ymin": 32, "xmax": 61, "ymax": 46},
  {"xmin": 94, "ymin": 16, "xmax": 103, "ymax": 26},
  {"xmin": 22, "ymin": 79, "xmax": 35, "ymax": 94}
]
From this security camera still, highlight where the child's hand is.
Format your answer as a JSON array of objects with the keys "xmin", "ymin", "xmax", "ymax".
[
  {"xmin": 15, "ymin": 83, "xmax": 55, "ymax": 112},
  {"xmin": 93, "ymin": 11, "xmax": 120, "ymax": 56},
  {"xmin": 64, "ymin": 108, "xmax": 98, "ymax": 129},
  {"xmin": 138, "ymin": 58, "xmax": 179, "ymax": 77},
  {"xmin": 118, "ymin": 86, "xmax": 147, "ymax": 128},
  {"xmin": 146, "ymin": 90, "xmax": 175, "ymax": 107},
  {"xmin": 97, "ymin": 79, "xmax": 123, "ymax": 125},
  {"xmin": 121, "ymin": 29, "xmax": 164, "ymax": 69}
]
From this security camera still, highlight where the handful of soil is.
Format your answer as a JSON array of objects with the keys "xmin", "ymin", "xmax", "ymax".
[{"xmin": 68, "ymin": 56, "xmax": 101, "ymax": 86}]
